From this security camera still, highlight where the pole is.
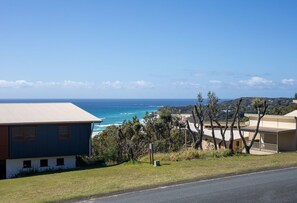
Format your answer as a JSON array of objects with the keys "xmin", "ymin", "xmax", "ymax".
[
  {"xmin": 277, "ymin": 132, "xmax": 279, "ymax": 153},
  {"xmin": 149, "ymin": 143, "xmax": 154, "ymax": 165},
  {"xmin": 152, "ymin": 144, "xmax": 154, "ymax": 165},
  {"xmin": 184, "ymin": 129, "xmax": 187, "ymax": 148},
  {"xmin": 149, "ymin": 143, "xmax": 152, "ymax": 164}
]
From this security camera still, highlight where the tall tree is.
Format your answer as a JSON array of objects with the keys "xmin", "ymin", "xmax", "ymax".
[
  {"xmin": 206, "ymin": 91, "xmax": 218, "ymax": 150},
  {"xmin": 237, "ymin": 98, "xmax": 268, "ymax": 154},
  {"xmin": 186, "ymin": 93, "xmax": 205, "ymax": 149},
  {"xmin": 116, "ymin": 117, "xmax": 148, "ymax": 161},
  {"xmin": 159, "ymin": 108, "xmax": 175, "ymax": 150},
  {"xmin": 206, "ymin": 91, "xmax": 230, "ymax": 149},
  {"xmin": 229, "ymin": 98, "xmax": 242, "ymax": 153},
  {"xmin": 214, "ymin": 108, "xmax": 229, "ymax": 149}
]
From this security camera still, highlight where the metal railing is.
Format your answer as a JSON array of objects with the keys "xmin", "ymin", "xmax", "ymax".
[{"xmin": 247, "ymin": 141, "xmax": 277, "ymax": 152}]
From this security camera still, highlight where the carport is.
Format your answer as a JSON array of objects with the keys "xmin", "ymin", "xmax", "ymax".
[{"xmin": 241, "ymin": 126, "xmax": 296, "ymax": 153}]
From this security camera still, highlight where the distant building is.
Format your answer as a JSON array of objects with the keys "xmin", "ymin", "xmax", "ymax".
[
  {"xmin": 188, "ymin": 100, "xmax": 297, "ymax": 153},
  {"xmin": 0, "ymin": 103, "xmax": 101, "ymax": 179},
  {"xmin": 243, "ymin": 110, "xmax": 297, "ymax": 153},
  {"xmin": 188, "ymin": 122, "xmax": 249, "ymax": 151}
]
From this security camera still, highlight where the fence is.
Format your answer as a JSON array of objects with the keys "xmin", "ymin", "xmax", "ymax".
[{"xmin": 247, "ymin": 141, "xmax": 277, "ymax": 152}]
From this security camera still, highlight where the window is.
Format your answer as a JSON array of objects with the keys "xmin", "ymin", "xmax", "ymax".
[
  {"xmin": 58, "ymin": 125, "xmax": 70, "ymax": 140},
  {"xmin": 23, "ymin": 160, "xmax": 31, "ymax": 168},
  {"xmin": 12, "ymin": 126, "xmax": 36, "ymax": 142},
  {"xmin": 56, "ymin": 158, "xmax": 64, "ymax": 166},
  {"xmin": 40, "ymin": 159, "xmax": 48, "ymax": 167}
]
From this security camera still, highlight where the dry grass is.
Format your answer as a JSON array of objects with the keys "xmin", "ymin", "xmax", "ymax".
[
  {"xmin": 140, "ymin": 148, "xmax": 232, "ymax": 162},
  {"xmin": 0, "ymin": 152, "xmax": 296, "ymax": 203}
]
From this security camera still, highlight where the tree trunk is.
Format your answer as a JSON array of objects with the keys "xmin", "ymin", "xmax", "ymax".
[
  {"xmin": 229, "ymin": 99, "xmax": 242, "ymax": 153},
  {"xmin": 186, "ymin": 120, "xmax": 203, "ymax": 150},
  {"xmin": 214, "ymin": 120, "xmax": 227, "ymax": 149},
  {"xmin": 209, "ymin": 119, "xmax": 218, "ymax": 150},
  {"xmin": 237, "ymin": 102, "xmax": 268, "ymax": 154}
]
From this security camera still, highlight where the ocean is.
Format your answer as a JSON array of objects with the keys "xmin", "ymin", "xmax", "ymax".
[{"xmin": 0, "ymin": 99, "xmax": 196, "ymax": 133}]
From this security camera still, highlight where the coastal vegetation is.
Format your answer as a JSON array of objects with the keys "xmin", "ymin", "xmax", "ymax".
[
  {"xmin": 91, "ymin": 91, "xmax": 272, "ymax": 165},
  {"xmin": 1, "ymin": 152, "xmax": 297, "ymax": 203},
  {"xmin": 92, "ymin": 111, "xmax": 186, "ymax": 163}
]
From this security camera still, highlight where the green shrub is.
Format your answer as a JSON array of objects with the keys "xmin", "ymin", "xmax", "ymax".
[
  {"xmin": 140, "ymin": 148, "xmax": 232, "ymax": 162},
  {"xmin": 76, "ymin": 155, "xmax": 106, "ymax": 167}
]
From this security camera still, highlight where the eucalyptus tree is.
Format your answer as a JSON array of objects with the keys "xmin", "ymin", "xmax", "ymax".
[
  {"xmin": 237, "ymin": 98, "xmax": 268, "ymax": 154},
  {"xmin": 186, "ymin": 93, "xmax": 205, "ymax": 149},
  {"xmin": 228, "ymin": 98, "xmax": 242, "ymax": 153},
  {"xmin": 206, "ymin": 91, "xmax": 229, "ymax": 149}
]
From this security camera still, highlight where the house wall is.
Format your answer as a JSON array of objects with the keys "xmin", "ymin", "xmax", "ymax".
[
  {"xmin": 278, "ymin": 132, "xmax": 297, "ymax": 151},
  {"xmin": 6, "ymin": 156, "xmax": 76, "ymax": 179},
  {"xmin": 9, "ymin": 123, "xmax": 91, "ymax": 159},
  {"xmin": 249, "ymin": 119, "xmax": 296, "ymax": 129},
  {"xmin": 263, "ymin": 134, "xmax": 277, "ymax": 144},
  {"xmin": 248, "ymin": 132, "xmax": 260, "ymax": 140},
  {"xmin": 0, "ymin": 126, "xmax": 9, "ymax": 160},
  {"xmin": 262, "ymin": 132, "xmax": 297, "ymax": 151}
]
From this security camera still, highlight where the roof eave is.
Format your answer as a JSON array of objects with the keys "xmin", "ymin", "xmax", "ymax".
[
  {"xmin": 241, "ymin": 127, "xmax": 296, "ymax": 134},
  {"xmin": 0, "ymin": 120, "xmax": 102, "ymax": 126}
]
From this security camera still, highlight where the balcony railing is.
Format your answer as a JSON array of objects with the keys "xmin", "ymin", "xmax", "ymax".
[{"xmin": 247, "ymin": 141, "xmax": 277, "ymax": 152}]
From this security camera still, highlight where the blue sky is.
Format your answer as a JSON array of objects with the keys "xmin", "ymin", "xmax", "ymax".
[{"xmin": 0, "ymin": 0, "xmax": 297, "ymax": 99}]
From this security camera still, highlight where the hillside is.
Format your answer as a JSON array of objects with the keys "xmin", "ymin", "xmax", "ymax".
[{"xmin": 159, "ymin": 97, "xmax": 297, "ymax": 121}]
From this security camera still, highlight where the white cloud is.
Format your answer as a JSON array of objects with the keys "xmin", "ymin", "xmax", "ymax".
[
  {"xmin": 62, "ymin": 80, "xmax": 94, "ymax": 88},
  {"xmin": 0, "ymin": 80, "xmax": 34, "ymax": 88},
  {"xmin": 130, "ymin": 80, "xmax": 155, "ymax": 88},
  {"xmin": 0, "ymin": 79, "xmax": 154, "ymax": 90},
  {"xmin": 172, "ymin": 81, "xmax": 200, "ymax": 88},
  {"xmin": 100, "ymin": 80, "xmax": 155, "ymax": 89},
  {"xmin": 0, "ymin": 80, "xmax": 94, "ymax": 89},
  {"xmin": 36, "ymin": 80, "xmax": 94, "ymax": 88},
  {"xmin": 281, "ymin": 78, "xmax": 296, "ymax": 86},
  {"xmin": 239, "ymin": 76, "xmax": 273, "ymax": 88},
  {"xmin": 209, "ymin": 80, "xmax": 222, "ymax": 84},
  {"xmin": 101, "ymin": 81, "xmax": 122, "ymax": 89}
]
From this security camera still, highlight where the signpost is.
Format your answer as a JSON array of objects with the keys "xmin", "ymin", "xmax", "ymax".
[{"xmin": 149, "ymin": 143, "xmax": 154, "ymax": 165}]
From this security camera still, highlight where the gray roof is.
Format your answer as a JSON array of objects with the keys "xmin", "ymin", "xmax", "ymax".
[
  {"xmin": 285, "ymin": 110, "xmax": 297, "ymax": 117},
  {"xmin": 0, "ymin": 103, "xmax": 101, "ymax": 125},
  {"xmin": 241, "ymin": 126, "xmax": 295, "ymax": 134},
  {"xmin": 188, "ymin": 122, "xmax": 249, "ymax": 141}
]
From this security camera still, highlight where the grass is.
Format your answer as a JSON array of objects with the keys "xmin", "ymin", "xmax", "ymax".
[
  {"xmin": 140, "ymin": 148, "xmax": 232, "ymax": 162},
  {"xmin": 0, "ymin": 152, "xmax": 297, "ymax": 203}
]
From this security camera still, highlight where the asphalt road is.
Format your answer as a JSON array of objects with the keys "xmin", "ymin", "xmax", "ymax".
[{"xmin": 81, "ymin": 167, "xmax": 297, "ymax": 203}]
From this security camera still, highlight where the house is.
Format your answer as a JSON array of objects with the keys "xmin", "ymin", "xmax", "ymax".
[
  {"xmin": 189, "ymin": 112, "xmax": 297, "ymax": 153},
  {"xmin": 188, "ymin": 122, "xmax": 250, "ymax": 151},
  {"xmin": 188, "ymin": 100, "xmax": 297, "ymax": 153},
  {"xmin": 0, "ymin": 103, "xmax": 101, "ymax": 179},
  {"xmin": 242, "ymin": 110, "xmax": 297, "ymax": 153}
]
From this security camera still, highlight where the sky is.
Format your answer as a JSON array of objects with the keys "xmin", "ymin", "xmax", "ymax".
[{"xmin": 0, "ymin": 0, "xmax": 297, "ymax": 99}]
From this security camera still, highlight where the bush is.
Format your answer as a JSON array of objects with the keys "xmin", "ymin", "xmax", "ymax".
[
  {"xmin": 76, "ymin": 156, "xmax": 106, "ymax": 167},
  {"xmin": 92, "ymin": 125, "xmax": 126, "ymax": 163},
  {"xmin": 140, "ymin": 148, "xmax": 232, "ymax": 162}
]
